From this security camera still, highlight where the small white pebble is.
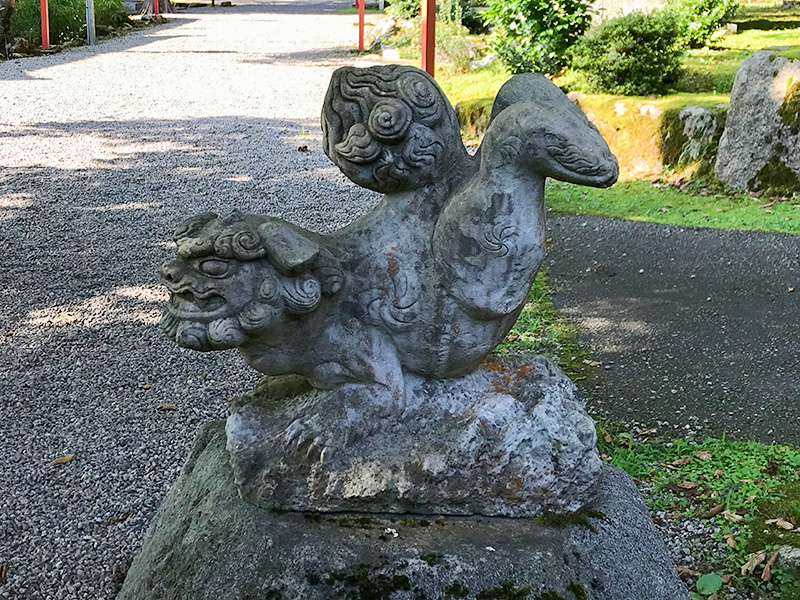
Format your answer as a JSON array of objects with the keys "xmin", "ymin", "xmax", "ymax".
[
  {"xmin": 638, "ymin": 268, "xmax": 644, "ymax": 274},
  {"xmin": 486, "ymin": 546, "xmax": 496, "ymax": 552},
  {"xmin": 384, "ymin": 528, "xmax": 398, "ymax": 538}
]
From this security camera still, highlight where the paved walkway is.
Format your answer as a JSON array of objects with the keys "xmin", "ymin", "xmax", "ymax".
[
  {"xmin": 0, "ymin": 3, "xmax": 379, "ymax": 598},
  {"xmin": 546, "ymin": 215, "xmax": 800, "ymax": 445}
]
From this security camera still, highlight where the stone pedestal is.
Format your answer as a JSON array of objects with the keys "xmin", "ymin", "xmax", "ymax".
[{"xmin": 118, "ymin": 421, "xmax": 688, "ymax": 600}]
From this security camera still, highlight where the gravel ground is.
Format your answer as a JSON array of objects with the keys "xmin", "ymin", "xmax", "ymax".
[{"xmin": 0, "ymin": 3, "xmax": 380, "ymax": 597}]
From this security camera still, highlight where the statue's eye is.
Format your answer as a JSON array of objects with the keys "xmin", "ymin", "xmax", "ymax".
[{"xmin": 198, "ymin": 259, "xmax": 232, "ymax": 278}]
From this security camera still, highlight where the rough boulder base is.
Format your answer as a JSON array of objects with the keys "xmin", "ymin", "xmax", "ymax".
[
  {"xmin": 715, "ymin": 50, "xmax": 800, "ymax": 193},
  {"xmin": 226, "ymin": 357, "xmax": 602, "ymax": 517},
  {"xmin": 118, "ymin": 421, "xmax": 689, "ymax": 600}
]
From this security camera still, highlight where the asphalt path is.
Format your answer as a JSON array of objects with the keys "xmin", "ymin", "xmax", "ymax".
[{"xmin": 545, "ymin": 214, "xmax": 800, "ymax": 445}]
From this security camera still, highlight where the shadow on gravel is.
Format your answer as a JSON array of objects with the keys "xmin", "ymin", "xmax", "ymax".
[
  {"xmin": 0, "ymin": 113, "xmax": 377, "ymax": 599},
  {"xmin": 0, "ymin": 20, "xmax": 196, "ymax": 80},
  {"xmin": 545, "ymin": 215, "xmax": 800, "ymax": 445}
]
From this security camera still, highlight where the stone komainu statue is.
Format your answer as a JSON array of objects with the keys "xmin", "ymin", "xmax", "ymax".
[
  {"xmin": 160, "ymin": 65, "xmax": 617, "ymax": 403},
  {"xmin": 159, "ymin": 65, "xmax": 618, "ymax": 517}
]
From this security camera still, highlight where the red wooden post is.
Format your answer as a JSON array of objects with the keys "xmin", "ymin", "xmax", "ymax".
[
  {"xmin": 40, "ymin": 0, "xmax": 50, "ymax": 50},
  {"xmin": 421, "ymin": 0, "xmax": 435, "ymax": 76},
  {"xmin": 358, "ymin": 0, "xmax": 364, "ymax": 51},
  {"xmin": 153, "ymin": 0, "xmax": 159, "ymax": 15}
]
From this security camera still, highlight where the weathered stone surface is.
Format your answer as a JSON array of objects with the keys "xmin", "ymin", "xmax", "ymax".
[
  {"xmin": 226, "ymin": 356, "xmax": 602, "ymax": 517},
  {"xmin": 715, "ymin": 50, "xmax": 800, "ymax": 192},
  {"xmin": 118, "ymin": 421, "xmax": 689, "ymax": 600},
  {"xmin": 779, "ymin": 545, "xmax": 800, "ymax": 577}
]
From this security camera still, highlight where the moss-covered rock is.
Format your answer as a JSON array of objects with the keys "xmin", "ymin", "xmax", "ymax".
[{"xmin": 454, "ymin": 93, "xmax": 728, "ymax": 180}]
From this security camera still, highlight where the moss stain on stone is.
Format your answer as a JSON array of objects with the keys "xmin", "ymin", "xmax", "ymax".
[
  {"xmin": 778, "ymin": 76, "xmax": 800, "ymax": 134},
  {"xmin": 748, "ymin": 154, "xmax": 800, "ymax": 196},
  {"xmin": 327, "ymin": 515, "xmax": 381, "ymax": 529},
  {"xmin": 420, "ymin": 553, "xmax": 441, "ymax": 566},
  {"xmin": 537, "ymin": 509, "xmax": 607, "ymax": 533},
  {"xmin": 536, "ymin": 593, "xmax": 566, "ymax": 600},
  {"xmin": 567, "ymin": 582, "xmax": 588, "ymax": 600},
  {"xmin": 476, "ymin": 580, "xmax": 532, "ymax": 599},
  {"xmin": 324, "ymin": 563, "xmax": 412, "ymax": 599},
  {"xmin": 445, "ymin": 580, "xmax": 470, "ymax": 598}
]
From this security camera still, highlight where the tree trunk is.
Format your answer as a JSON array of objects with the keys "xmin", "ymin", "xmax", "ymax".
[
  {"xmin": 1, "ymin": 0, "xmax": 14, "ymax": 59},
  {"xmin": 139, "ymin": 0, "xmax": 175, "ymax": 15}
]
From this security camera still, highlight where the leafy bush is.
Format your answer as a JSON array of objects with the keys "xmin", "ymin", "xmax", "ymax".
[
  {"xmin": 666, "ymin": 0, "xmax": 739, "ymax": 48},
  {"xmin": 11, "ymin": 0, "xmax": 126, "ymax": 44},
  {"xmin": 436, "ymin": 21, "xmax": 473, "ymax": 73},
  {"xmin": 484, "ymin": 0, "xmax": 593, "ymax": 76},
  {"xmin": 11, "ymin": 0, "xmax": 83, "ymax": 44},
  {"xmin": 570, "ymin": 10, "xmax": 683, "ymax": 96},
  {"xmin": 386, "ymin": 0, "xmax": 419, "ymax": 20}
]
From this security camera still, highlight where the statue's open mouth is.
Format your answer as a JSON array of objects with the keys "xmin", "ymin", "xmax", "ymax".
[{"xmin": 166, "ymin": 289, "xmax": 228, "ymax": 321}]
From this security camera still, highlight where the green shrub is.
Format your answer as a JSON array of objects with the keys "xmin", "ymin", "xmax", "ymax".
[
  {"xmin": 484, "ymin": 0, "xmax": 593, "ymax": 76},
  {"xmin": 10, "ymin": 0, "xmax": 127, "ymax": 44},
  {"xmin": 570, "ymin": 10, "xmax": 683, "ymax": 96},
  {"xmin": 95, "ymin": 0, "xmax": 128, "ymax": 28},
  {"xmin": 436, "ymin": 21, "xmax": 473, "ymax": 73},
  {"xmin": 666, "ymin": 0, "xmax": 739, "ymax": 48},
  {"xmin": 386, "ymin": 0, "xmax": 419, "ymax": 19},
  {"xmin": 11, "ymin": 0, "xmax": 83, "ymax": 44}
]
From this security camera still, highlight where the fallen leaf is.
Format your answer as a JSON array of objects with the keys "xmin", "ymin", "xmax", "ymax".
[
  {"xmin": 138, "ymin": 384, "xmax": 154, "ymax": 390},
  {"xmin": 713, "ymin": 469, "xmax": 723, "ymax": 478},
  {"xmin": 724, "ymin": 534, "xmax": 737, "ymax": 548},
  {"xmin": 582, "ymin": 359, "xmax": 602, "ymax": 367},
  {"xmin": 762, "ymin": 551, "xmax": 780, "ymax": 582},
  {"xmin": 297, "ymin": 145, "xmax": 309, "ymax": 152},
  {"xmin": 640, "ymin": 427, "xmax": 657, "ymax": 439},
  {"xmin": 721, "ymin": 575, "xmax": 731, "ymax": 585},
  {"xmin": 107, "ymin": 512, "xmax": 132, "ymax": 524},
  {"xmin": 722, "ymin": 510, "xmax": 745, "ymax": 524},
  {"xmin": 157, "ymin": 404, "xmax": 177, "ymax": 411},
  {"xmin": 761, "ymin": 457, "xmax": 780, "ymax": 476},
  {"xmin": 49, "ymin": 454, "xmax": 75, "ymax": 466},
  {"xmin": 739, "ymin": 479, "xmax": 754, "ymax": 483},
  {"xmin": 603, "ymin": 432, "xmax": 613, "ymax": 444},
  {"xmin": 0, "ymin": 563, "xmax": 7, "ymax": 584},
  {"xmin": 766, "ymin": 518, "xmax": 795, "ymax": 530},
  {"xmin": 678, "ymin": 481, "xmax": 700, "ymax": 489},
  {"xmin": 671, "ymin": 457, "xmax": 694, "ymax": 466},
  {"xmin": 676, "ymin": 565, "xmax": 702, "ymax": 579},
  {"xmin": 697, "ymin": 451, "xmax": 713, "ymax": 460},
  {"xmin": 707, "ymin": 504, "xmax": 725, "ymax": 518},
  {"xmin": 741, "ymin": 550, "xmax": 767, "ymax": 576}
]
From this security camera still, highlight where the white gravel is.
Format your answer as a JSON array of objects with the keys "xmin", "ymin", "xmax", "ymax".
[{"xmin": 0, "ymin": 3, "xmax": 380, "ymax": 597}]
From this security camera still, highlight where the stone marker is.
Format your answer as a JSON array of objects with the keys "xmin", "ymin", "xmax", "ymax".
[{"xmin": 121, "ymin": 66, "xmax": 687, "ymax": 599}]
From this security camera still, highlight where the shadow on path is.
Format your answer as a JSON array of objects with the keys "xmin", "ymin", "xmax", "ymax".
[{"xmin": 545, "ymin": 214, "xmax": 800, "ymax": 445}]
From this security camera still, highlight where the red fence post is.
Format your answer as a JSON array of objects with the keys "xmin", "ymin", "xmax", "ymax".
[
  {"xmin": 358, "ymin": 0, "xmax": 364, "ymax": 51},
  {"xmin": 40, "ymin": 0, "xmax": 50, "ymax": 49},
  {"xmin": 421, "ymin": 0, "xmax": 434, "ymax": 76},
  {"xmin": 153, "ymin": 0, "xmax": 159, "ymax": 15}
]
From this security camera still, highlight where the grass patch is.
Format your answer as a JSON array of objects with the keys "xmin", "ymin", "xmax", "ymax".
[
  {"xmin": 598, "ymin": 425, "xmax": 800, "ymax": 598},
  {"xmin": 334, "ymin": 6, "xmax": 385, "ymax": 13},
  {"xmin": 546, "ymin": 180, "xmax": 800, "ymax": 234},
  {"xmin": 494, "ymin": 269, "xmax": 597, "ymax": 381}
]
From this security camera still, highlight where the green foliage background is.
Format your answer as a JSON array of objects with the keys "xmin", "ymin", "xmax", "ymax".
[{"xmin": 11, "ymin": 0, "xmax": 128, "ymax": 45}]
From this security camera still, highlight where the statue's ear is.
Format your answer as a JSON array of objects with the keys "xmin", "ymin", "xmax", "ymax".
[{"xmin": 258, "ymin": 220, "xmax": 320, "ymax": 274}]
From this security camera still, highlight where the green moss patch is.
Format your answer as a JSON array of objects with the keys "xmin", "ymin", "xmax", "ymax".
[
  {"xmin": 748, "ymin": 155, "xmax": 800, "ymax": 196},
  {"xmin": 779, "ymin": 76, "xmax": 800, "ymax": 133},
  {"xmin": 445, "ymin": 581, "xmax": 470, "ymax": 598},
  {"xmin": 537, "ymin": 509, "xmax": 607, "ymax": 533},
  {"xmin": 325, "ymin": 563, "xmax": 412, "ymax": 598},
  {"xmin": 476, "ymin": 581, "xmax": 532, "ymax": 600}
]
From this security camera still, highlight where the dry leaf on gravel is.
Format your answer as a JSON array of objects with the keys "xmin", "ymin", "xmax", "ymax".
[
  {"xmin": 696, "ymin": 451, "xmax": 713, "ymax": 460},
  {"xmin": 0, "ymin": 563, "xmax": 7, "ymax": 584},
  {"xmin": 138, "ymin": 384, "xmax": 154, "ymax": 390},
  {"xmin": 107, "ymin": 512, "xmax": 132, "ymax": 525},
  {"xmin": 762, "ymin": 551, "xmax": 780, "ymax": 582},
  {"xmin": 741, "ymin": 551, "xmax": 768, "ymax": 576},
  {"xmin": 582, "ymin": 359, "xmax": 602, "ymax": 367},
  {"xmin": 676, "ymin": 566, "xmax": 702, "ymax": 578},
  {"xmin": 297, "ymin": 145, "xmax": 309, "ymax": 152},
  {"xmin": 157, "ymin": 404, "xmax": 177, "ymax": 411},
  {"xmin": 48, "ymin": 454, "xmax": 74, "ymax": 466},
  {"xmin": 765, "ymin": 518, "xmax": 795, "ymax": 530}
]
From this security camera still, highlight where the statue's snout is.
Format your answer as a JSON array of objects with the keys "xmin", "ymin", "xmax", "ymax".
[{"xmin": 160, "ymin": 260, "xmax": 188, "ymax": 289}]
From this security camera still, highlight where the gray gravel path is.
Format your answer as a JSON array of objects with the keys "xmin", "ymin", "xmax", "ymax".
[
  {"xmin": 0, "ymin": 3, "xmax": 379, "ymax": 597},
  {"xmin": 545, "ymin": 214, "xmax": 800, "ymax": 445}
]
